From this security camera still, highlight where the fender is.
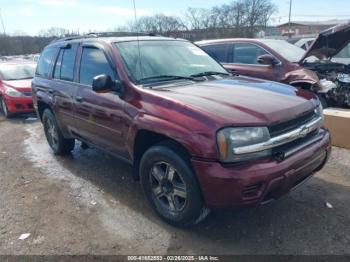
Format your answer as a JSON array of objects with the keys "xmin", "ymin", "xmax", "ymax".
[
  {"xmin": 283, "ymin": 68, "xmax": 319, "ymax": 86},
  {"xmin": 34, "ymin": 86, "xmax": 72, "ymax": 138},
  {"xmin": 126, "ymin": 113, "xmax": 218, "ymax": 162}
]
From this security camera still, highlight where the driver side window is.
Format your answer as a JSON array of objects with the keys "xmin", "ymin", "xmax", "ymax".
[
  {"xmin": 79, "ymin": 47, "xmax": 116, "ymax": 86},
  {"xmin": 232, "ymin": 43, "xmax": 268, "ymax": 65}
]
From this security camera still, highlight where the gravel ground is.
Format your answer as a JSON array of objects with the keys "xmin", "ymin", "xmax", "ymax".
[{"xmin": 0, "ymin": 113, "xmax": 349, "ymax": 255}]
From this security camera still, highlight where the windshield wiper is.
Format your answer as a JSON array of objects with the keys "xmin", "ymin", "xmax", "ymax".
[
  {"xmin": 190, "ymin": 71, "xmax": 230, "ymax": 78},
  {"xmin": 139, "ymin": 75, "xmax": 196, "ymax": 84}
]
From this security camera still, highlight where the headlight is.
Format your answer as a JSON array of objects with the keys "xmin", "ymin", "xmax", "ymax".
[
  {"xmin": 5, "ymin": 87, "xmax": 25, "ymax": 97},
  {"xmin": 217, "ymin": 127, "xmax": 271, "ymax": 163}
]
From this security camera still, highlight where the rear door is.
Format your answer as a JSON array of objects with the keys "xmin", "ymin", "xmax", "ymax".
[
  {"xmin": 33, "ymin": 45, "xmax": 79, "ymax": 137},
  {"xmin": 72, "ymin": 43, "xmax": 129, "ymax": 158},
  {"xmin": 50, "ymin": 43, "xmax": 79, "ymax": 134}
]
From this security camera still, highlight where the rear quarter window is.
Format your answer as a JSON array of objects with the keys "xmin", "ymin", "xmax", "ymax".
[{"xmin": 36, "ymin": 47, "xmax": 57, "ymax": 78}]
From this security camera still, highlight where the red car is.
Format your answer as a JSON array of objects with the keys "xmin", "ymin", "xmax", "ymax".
[
  {"xmin": 0, "ymin": 61, "xmax": 36, "ymax": 118},
  {"xmin": 33, "ymin": 34, "xmax": 330, "ymax": 226},
  {"xmin": 197, "ymin": 22, "xmax": 350, "ymax": 108}
]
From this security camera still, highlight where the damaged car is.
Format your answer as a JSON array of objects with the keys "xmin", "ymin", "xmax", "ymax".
[{"xmin": 197, "ymin": 22, "xmax": 350, "ymax": 107}]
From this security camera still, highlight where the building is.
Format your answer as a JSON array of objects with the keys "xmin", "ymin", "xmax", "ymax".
[{"xmin": 276, "ymin": 20, "xmax": 350, "ymax": 38}]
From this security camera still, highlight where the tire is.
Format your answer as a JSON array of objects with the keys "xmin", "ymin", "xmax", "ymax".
[
  {"xmin": 42, "ymin": 109, "xmax": 75, "ymax": 155},
  {"xmin": 0, "ymin": 97, "xmax": 14, "ymax": 118},
  {"xmin": 140, "ymin": 142, "xmax": 210, "ymax": 227}
]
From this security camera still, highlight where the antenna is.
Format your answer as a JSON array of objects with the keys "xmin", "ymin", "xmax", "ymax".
[
  {"xmin": 132, "ymin": 0, "xmax": 144, "ymax": 81},
  {"xmin": 288, "ymin": 0, "xmax": 292, "ymax": 38}
]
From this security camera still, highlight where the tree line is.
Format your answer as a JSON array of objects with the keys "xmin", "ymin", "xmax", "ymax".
[
  {"xmin": 0, "ymin": 0, "xmax": 276, "ymax": 56},
  {"xmin": 128, "ymin": 0, "xmax": 276, "ymax": 37}
]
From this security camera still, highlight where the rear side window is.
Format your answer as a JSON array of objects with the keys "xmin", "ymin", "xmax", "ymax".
[
  {"xmin": 201, "ymin": 44, "xmax": 229, "ymax": 63},
  {"xmin": 36, "ymin": 48, "xmax": 56, "ymax": 78},
  {"xmin": 232, "ymin": 43, "xmax": 268, "ymax": 65},
  {"xmin": 79, "ymin": 47, "xmax": 115, "ymax": 86},
  {"xmin": 53, "ymin": 44, "xmax": 78, "ymax": 81}
]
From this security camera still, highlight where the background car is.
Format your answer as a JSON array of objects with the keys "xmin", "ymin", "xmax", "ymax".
[
  {"xmin": 0, "ymin": 61, "xmax": 37, "ymax": 118},
  {"xmin": 196, "ymin": 22, "xmax": 350, "ymax": 108},
  {"xmin": 294, "ymin": 38, "xmax": 315, "ymax": 50}
]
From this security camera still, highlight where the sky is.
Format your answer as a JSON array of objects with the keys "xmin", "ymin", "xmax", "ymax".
[{"xmin": 1, "ymin": 0, "xmax": 350, "ymax": 35}]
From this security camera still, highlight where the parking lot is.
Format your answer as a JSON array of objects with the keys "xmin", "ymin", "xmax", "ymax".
[{"xmin": 0, "ymin": 113, "xmax": 349, "ymax": 255}]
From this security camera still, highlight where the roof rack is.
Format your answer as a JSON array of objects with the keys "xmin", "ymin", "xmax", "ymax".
[{"xmin": 52, "ymin": 31, "xmax": 159, "ymax": 43}]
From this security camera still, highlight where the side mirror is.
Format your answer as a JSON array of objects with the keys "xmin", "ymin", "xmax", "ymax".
[
  {"xmin": 257, "ymin": 54, "xmax": 279, "ymax": 66},
  {"xmin": 92, "ymin": 74, "xmax": 124, "ymax": 96}
]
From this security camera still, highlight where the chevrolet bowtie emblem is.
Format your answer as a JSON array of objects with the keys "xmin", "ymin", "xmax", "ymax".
[{"xmin": 299, "ymin": 125, "xmax": 309, "ymax": 138}]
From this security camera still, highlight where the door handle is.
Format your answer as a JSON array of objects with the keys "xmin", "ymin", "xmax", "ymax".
[{"xmin": 75, "ymin": 96, "xmax": 84, "ymax": 102}]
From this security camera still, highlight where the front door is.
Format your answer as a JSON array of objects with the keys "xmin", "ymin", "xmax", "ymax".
[
  {"xmin": 223, "ymin": 43, "xmax": 283, "ymax": 81},
  {"xmin": 72, "ymin": 44, "xmax": 129, "ymax": 158}
]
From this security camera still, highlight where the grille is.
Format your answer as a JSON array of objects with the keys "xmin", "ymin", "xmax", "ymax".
[
  {"xmin": 268, "ymin": 110, "xmax": 315, "ymax": 138},
  {"xmin": 272, "ymin": 129, "xmax": 321, "ymax": 159}
]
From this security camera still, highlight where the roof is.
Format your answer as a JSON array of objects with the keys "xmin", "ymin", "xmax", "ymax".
[{"xmin": 47, "ymin": 35, "xmax": 183, "ymax": 48}]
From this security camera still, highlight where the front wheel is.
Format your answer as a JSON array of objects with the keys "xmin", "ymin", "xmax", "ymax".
[
  {"xmin": 0, "ymin": 97, "xmax": 13, "ymax": 118},
  {"xmin": 42, "ymin": 109, "xmax": 75, "ymax": 155},
  {"xmin": 140, "ymin": 142, "xmax": 210, "ymax": 227}
]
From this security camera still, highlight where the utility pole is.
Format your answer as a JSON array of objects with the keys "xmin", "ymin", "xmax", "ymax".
[
  {"xmin": 288, "ymin": 0, "xmax": 293, "ymax": 38},
  {"xmin": 0, "ymin": 8, "xmax": 6, "ymax": 35}
]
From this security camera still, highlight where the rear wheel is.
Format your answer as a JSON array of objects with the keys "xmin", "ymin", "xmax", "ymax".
[
  {"xmin": 140, "ymin": 142, "xmax": 210, "ymax": 227},
  {"xmin": 0, "ymin": 97, "xmax": 13, "ymax": 118},
  {"xmin": 42, "ymin": 109, "xmax": 75, "ymax": 155}
]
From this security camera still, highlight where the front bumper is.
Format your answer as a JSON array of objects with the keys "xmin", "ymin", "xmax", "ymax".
[
  {"xmin": 4, "ymin": 95, "xmax": 34, "ymax": 113},
  {"xmin": 192, "ymin": 128, "xmax": 331, "ymax": 209}
]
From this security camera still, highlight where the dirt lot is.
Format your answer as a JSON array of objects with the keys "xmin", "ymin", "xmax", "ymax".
[{"xmin": 0, "ymin": 113, "xmax": 349, "ymax": 255}]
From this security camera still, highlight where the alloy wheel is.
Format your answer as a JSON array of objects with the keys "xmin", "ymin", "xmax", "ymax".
[
  {"xmin": 45, "ymin": 118, "xmax": 59, "ymax": 149},
  {"xmin": 149, "ymin": 161, "xmax": 187, "ymax": 212}
]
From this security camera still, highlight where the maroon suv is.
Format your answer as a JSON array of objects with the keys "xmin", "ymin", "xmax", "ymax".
[{"xmin": 32, "ymin": 34, "xmax": 331, "ymax": 226}]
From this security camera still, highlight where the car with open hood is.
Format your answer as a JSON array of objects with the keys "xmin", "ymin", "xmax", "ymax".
[
  {"xmin": 0, "ymin": 61, "xmax": 37, "ymax": 118},
  {"xmin": 196, "ymin": 22, "xmax": 350, "ymax": 108},
  {"xmin": 32, "ymin": 33, "xmax": 330, "ymax": 227}
]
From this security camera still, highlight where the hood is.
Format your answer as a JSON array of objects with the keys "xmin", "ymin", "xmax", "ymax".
[
  {"xmin": 2, "ymin": 79, "xmax": 32, "ymax": 92},
  {"xmin": 300, "ymin": 22, "xmax": 350, "ymax": 62},
  {"xmin": 153, "ymin": 77, "xmax": 317, "ymax": 127}
]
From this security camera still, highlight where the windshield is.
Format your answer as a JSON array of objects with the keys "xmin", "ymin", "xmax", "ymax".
[
  {"xmin": 0, "ymin": 64, "xmax": 36, "ymax": 81},
  {"xmin": 261, "ymin": 40, "xmax": 307, "ymax": 63},
  {"xmin": 115, "ymin": 40, "xmax": 227, "ymax": 84}
]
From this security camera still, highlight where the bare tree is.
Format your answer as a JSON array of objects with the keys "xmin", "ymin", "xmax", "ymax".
[
  {"xmin": 185, "ymin": 8, "xmax": 212, "ymax": 29},
  {"xmin": 129, "ymin": 14, "xmax": 187, "ymax": 34},
  {"xmin": 183, "ymin": 0, "xmax": 277, "ymax": 36},
  {"xmin": 243, "ymin": 0, "xmax": 277, "ymax": 36}
]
